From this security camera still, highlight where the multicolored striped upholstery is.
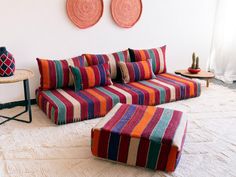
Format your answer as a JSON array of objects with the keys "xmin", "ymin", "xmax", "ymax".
[
  {"xmin": 83, "ymin": 54, "xmax": 109, "ymax": 66},
  {"xmin": 91, "ymin": 103, "xmax": 187, "ymax": 172},
  {"xmin": 118, "ymin": 59, "xmax": 156, "ymax": 83},
  {"xmin": 129, "ymin": 46, "xmax": 166, "ymax": 74},
  {"xmin": 37, "ymin": 57, "xmax": 85, "ymax": 90},
  {"xmin": 107, "ymin": 50, "xmax": 130, "ymax": 80},
  {"xmin": 83, "ymin": 50, "xmax": 130, "ymax": 80},
  {"xmin": 70, "ymin": 64, "xmax": 113, "ymax": 91},
  {"xmin": 36, "ymin": 73, "xmax": 200, "ymax": 125}
]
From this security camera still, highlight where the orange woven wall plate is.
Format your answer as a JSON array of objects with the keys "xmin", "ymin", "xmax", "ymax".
[
  {"xmin": 111, "ymin": 0, "xmax": 142, "ymax": 28},
  {"xmin": 66, "ymin": 0, "xmax": 104, "ymax": 29}
]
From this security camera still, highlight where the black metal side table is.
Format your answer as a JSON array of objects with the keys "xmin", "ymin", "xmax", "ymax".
[{"xmin": 0, "ymin": 69, "xmax": 34, "ymax": 125}]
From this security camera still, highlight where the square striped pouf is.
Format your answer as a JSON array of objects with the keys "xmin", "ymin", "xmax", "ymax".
[{"xmin": 91, "ymin": 103, "xmax": 187, "ymax": 172}]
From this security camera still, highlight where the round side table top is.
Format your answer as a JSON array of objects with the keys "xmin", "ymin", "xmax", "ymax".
[
  {"xmin": 175, "ymin": 70, "xmax": 215, "ymax": 79},
  {"xmin": 0, "ymin": 69, "xmax": 34, "ymax": 84}
]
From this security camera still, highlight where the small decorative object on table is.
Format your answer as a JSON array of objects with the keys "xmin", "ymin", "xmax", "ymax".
[
  {"xmin": 0, "ymin": 47, "xmax": 15, "ymax": 77},
  {"xmin": 188, "ymin": 52, "xmax": 201, "ymax": 74}
]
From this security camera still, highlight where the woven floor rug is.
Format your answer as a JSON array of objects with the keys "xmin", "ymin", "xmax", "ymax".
[{"xmin": 0, "ymin": 81, "xmax": 236, "ymax": 177}]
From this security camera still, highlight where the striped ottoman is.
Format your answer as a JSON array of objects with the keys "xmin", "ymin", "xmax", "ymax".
[{"xmin": 91, "ymin": 103, "xmax": 187, "ymax": 172}]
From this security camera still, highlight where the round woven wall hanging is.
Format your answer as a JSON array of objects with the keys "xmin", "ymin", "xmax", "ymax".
[
  {"xmin": 66, "ymin": 0, "xmax": 103, "ymax": 29},
  {"xmin": 111, "ymin": 0, "xmax": 142, "ymax": 28}
]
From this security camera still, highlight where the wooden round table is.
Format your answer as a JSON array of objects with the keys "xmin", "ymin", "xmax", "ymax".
[
  {"xmin": 0, "ymin": 69, "xmax": 34, "ymax": 125},
  {"xmin": 175, "ymin": 70, "xmax": 215, "ymax": 87}
]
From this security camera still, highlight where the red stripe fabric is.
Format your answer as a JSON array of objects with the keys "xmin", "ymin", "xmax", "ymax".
[
  {"xmin": 117, "ymin": 135, "xmax": 130, "ymax": 163},
  {"xmin": 93, "ymin": 66, "xmax": 99, "ymax": 86},
  {"xmin": 98, "ymin": 129, "xmax": 110, "ymax": 158},
  {"xmin": 48, "ymin": 61, "xmax": 56, "ymax": 89},
  {"xmin": 153, "ymin": 49, "xmax": 161, "ymax": 73},
  {"xmin": 136, "ymin": 138, "xmax": 150, "ymax": 167},
  {"xmin": 61, "ymin": 60, "xmax": 69, "ymax": 87},
  {"xmin": 156, "ymin": 143, "xmax": 172, "ymax": 170}
]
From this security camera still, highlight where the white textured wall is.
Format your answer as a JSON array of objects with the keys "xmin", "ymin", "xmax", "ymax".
[{"xmin": 0, "ymin": 0, "xmax": 217, "ymax": 103}]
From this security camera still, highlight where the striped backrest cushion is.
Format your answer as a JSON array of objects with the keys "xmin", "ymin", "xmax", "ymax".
[
  {"xmin": 106, "ymin": 50, "xmax": 130, "ymax": 80},
  {"xmin": 129, "ymin": 45, "xmax": 166, "ymax": 74},
  {"xmin": 70, "ymin": 63, "xmax": 113, "ymax": 91},
  {"xmin": 118, "ymin": 59, "xmax": 156, "ymax": 83},
  {"xmin": 83, "ymin": 54, "xmax": 109, "ymax": 66},
  {"xmin": 37, "ymin": 56, "xmax": 85, "ymax": 90},
  {"xmin": 83, "ymin": 50, "xmax": 130, "ymax": 80}
]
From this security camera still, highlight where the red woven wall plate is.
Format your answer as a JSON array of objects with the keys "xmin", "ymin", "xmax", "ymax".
[
  {"xmin": 66, "ymin": 0, "xmax": 104, "ymax": 29},
  {"xmin": 111, "ymin": 0, "xmax": 142, "ymax": 28}
]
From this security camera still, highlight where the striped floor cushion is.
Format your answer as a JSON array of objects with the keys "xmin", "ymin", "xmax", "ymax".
[
  {"xmin": 91, "ymin": 103, "xmax": 187, "ymax": 172},
  {"xmin": 36, "ymin": 73, "xmax": 201, "ymax": 125}
]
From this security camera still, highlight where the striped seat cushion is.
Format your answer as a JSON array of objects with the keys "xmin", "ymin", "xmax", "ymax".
[
  {"xmin": 129, "ymin": 46, "xmax": 166, "ymax": 74},
  {"xmin": 36, "ymin": 73, "xmax": 200, "ymax": 125},
  {"xmin": 37, "ymin": 56, "xmax": 85, "ymax": 90},
  {"xmin": 91, "ymin": 103, "xmax": 187, "ymax": 172},
  {"xmin": 118, "ymin": 59, "xmax": 156, "ymax": 83},
  {"xmin": 83, "ymin": 50, "xmax": 130, "ymax": 80},
  {"xmin": 70, "ymin": 64, "xmax": 113, "ymax": 91}
]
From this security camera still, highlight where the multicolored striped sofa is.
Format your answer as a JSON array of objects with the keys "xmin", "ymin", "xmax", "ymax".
[{"xmin": 36, "ymin": 73, "xmax": 201, "ymax": 125}]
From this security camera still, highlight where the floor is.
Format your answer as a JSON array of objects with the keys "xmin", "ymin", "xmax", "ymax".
[{"xmin": 0, "ymin": 81, "xmax": 236, "ymax": 177}]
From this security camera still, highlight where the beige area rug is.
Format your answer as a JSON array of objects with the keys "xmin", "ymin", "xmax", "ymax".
[{"xmin": 0, "ymin": 82, "xmax": 236, "ymax": 177}]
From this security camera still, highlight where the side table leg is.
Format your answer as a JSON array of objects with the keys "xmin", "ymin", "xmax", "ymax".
[
  {"xmin": 206, "ymin": 79, "xmax": 209, "ymax": 87},
  {"xmin": 23, "ymin": 79, "xmax": 32, "ymax": 123},
  {"xmin": 0, "ymin": 79, "xmax": 32, "ymax": 124}
]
